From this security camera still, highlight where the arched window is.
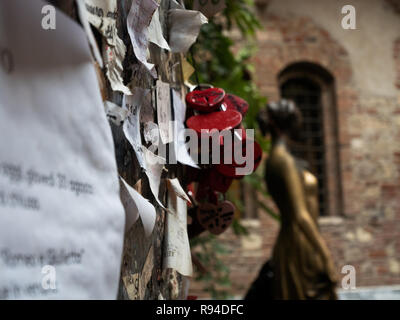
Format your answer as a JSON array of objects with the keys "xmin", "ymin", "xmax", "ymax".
[{"xmin": 279, "ymin": 62, "xmax": 342, "ymax": 217}]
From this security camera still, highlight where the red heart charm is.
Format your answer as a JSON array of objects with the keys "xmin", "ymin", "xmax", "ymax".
[
  {"xmin": 222, "ymin": 94, "xmax": 249, "ymax": 116},
  {"xmin": 186, "ymin": 110, "xmax": 242, "ymax": 134},
  {"xmin": 196, "ymin": 168, "xmax": 233, "ymax": 198},
  {"xmin": 217, "ymin": 139, "xmax": 263, "ymax": 178},
  {"xmin": 186, "ymin": 88, "xmax": 225, "ymax": 112},
  {"xmin": 197, "ymin": 201, "xmax": 235, "ymax": 235}
]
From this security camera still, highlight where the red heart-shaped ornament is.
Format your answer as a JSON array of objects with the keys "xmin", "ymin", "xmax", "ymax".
[
  {"xmin": 222, "ymin": 94, "xmax": 249, "ymax": 116},
  {"xmin": 186, "ymin": 110, "xmax": 242, "ymax": 135},
  {"xmin": 197, "ymin": 201, "xmax": 235, "ymax": 235},
  {"xmin": 186, "ymin": 88, "xmax": 225, "ymax": 112},
  {"xmin": 217, "ymin": 139, "xmax": 263, "ymax": 178}
]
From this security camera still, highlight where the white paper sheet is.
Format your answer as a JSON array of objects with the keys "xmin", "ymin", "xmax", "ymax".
[
  {"xmin": 168, "ymin": 9, "xmax": 208, "ymax": 53},
  {"xmin": 122, "ymin": 89, "xmax": 150, "ymax": 169},
  {"xmin": 143, "ymin": 148, "xmax": 166, "ymax": 209},
  {"xmin": 148, "ymin": 8, "xmax": 170, "ymax": 51},
  {"xmin": 127, "ymin": 0, "xmax": 159, "ymax": 78},
  {"xmin": 156, "ymin": 80, "xmax": 173, "ymax": 144},
  {"xmin": 0, "ymin": 0, "xmax": 125, "ymax": 299},
  {"xmin": 163, "ymin": 180, "xmax": 193, "ymax": 277},
  {"xmin": 172, "ymin": 90, "xmax": 199, "ymax": 168},
  {"xmin": 84, "ymin": 0, "xmax": 118, "ymax": 46},
  {"xmin": 103, "ymin": 38, "xmax": 133, "ymax": 95},
  {"xmin": 167, "ymin": 178, "xmax": 191, "ymax": 204},
  {"xmin": 119, "ymin": 178, "xmax": 156, "ymax": 237}
]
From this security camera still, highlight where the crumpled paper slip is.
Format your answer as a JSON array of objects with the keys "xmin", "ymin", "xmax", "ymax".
[
  {"xmin": 119, "ymin": 177, "xmax": 156, "ymax": 237},
  {"xmin": 127, "ymin": 0, "xmax": 159, "ymax": 78},
  {"xmin": 122, "ymin": 88, "xmax": 150, "ymax": 170},
  {"xmin": 84, "ymin": 0, "xmax": 118, "ymax": 46},
  {"xmin": 168, "ymin": 9, "xmax": 208, "ymax": 53},
  {"xmin": 84, "ymin": 0, "xmax": 133, "ymax": 94},
  {"xmin": 156, "ymin": 80, "xmax": 173, "ymax": 144},
  {"xmin": 143, "ymin": 147, "xmax": 167, "ymax": 209},
  {"xmin": 167, "ymin": 178, "xmax": 191, "ymax": 204},
  {"xmin": 148, "ymin": 7, "xmax": 170, "ymax": 50},
  {"xmin": 76, "ymin": 0, "xmax": 103, "ymax": 67}
]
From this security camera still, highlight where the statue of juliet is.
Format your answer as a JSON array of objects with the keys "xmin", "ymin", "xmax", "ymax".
[{"xmin": 245, "ymin": 99, "xmax": 337, "ymax": 300}]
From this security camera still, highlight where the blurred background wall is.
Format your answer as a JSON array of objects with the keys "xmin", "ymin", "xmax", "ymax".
[{"xmin": 190, "ymin": 0, "xmax": 400, "ymax": 298}]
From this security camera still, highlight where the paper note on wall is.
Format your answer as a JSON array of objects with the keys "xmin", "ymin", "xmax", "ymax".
[
  {"xmin": 119, "ymin": 177, "xmax": 156, "ymax": 237},
  {"xmin": 143, "ymin": 148, "xmax": 166, "ymax": 209},
  {"xmin": 168, "ymin": 9, "xmax": 208, "ymax": 53},
  {"xmin": 148, "ymin": 8, "xmax": 170, "ymax": 51},
  {"xmin": 122, "ymin": 88, "xmax": 150, "ymax": 169},
  {"xmin": 84, "ymin": 0, "xmax": 132, "ymax": 94},
  {"xmin": 163, "ymin": 179, "xmax": 193, "ymax": 277},
  {"xmin": 156, "ymin": 80, "xmax": 173, "ymax": 144},
  {"xmin": 172, "ymin": 90, "xmax": 199, "ymax": 168},
  {"xmin": 0, "ymin": 0, "xmax": 125, "ymax": 299},
  {"xmin": 127, "ymin": 0, "xmax": 159, "ymax": 78}
]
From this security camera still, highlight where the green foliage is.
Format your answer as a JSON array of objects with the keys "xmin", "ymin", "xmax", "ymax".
[{"xmin": 190, "ymin": 234, "xmax": 233, "ymax": 299}]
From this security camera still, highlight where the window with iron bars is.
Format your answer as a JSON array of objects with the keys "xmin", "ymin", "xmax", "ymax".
[{"xmin": 281, "ymin": 78, "xmax": 327, "ymax": 216}]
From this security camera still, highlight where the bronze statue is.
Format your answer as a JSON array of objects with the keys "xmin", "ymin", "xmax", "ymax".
[{"xmin": 246, "ymin": 99, "xmax": 337, "ymax": 300}]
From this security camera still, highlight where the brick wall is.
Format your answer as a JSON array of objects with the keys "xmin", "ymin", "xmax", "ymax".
[{"xmin": 190, "ymin": 0, "xmax": 400, "ymax": 298}]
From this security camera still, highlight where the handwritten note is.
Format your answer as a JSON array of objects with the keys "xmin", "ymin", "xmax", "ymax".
[
  {"xmin": 84, "ymin": 0, "xmax": 118, "ymax": 46},
  {"xmin": 127, "ymin": 0, "xmax": 159, "ymax": 78},
  {"xmin": 122, "ymin": 89, "xmax": 150, "ymax": 169},
  {"xmin": 84, "ymin": 0, "xmax": 133, "ymax": 94},
  {"xmin": 0, "ymin": 0, "xmax": 125, "ymax": 299},
  {"xmin": 163, "ymin": 179, "xmax": 193, "ymax": 277},
  {"xmin": 156, "ymin": 80, "xmax": 173, "ymax": 144}
]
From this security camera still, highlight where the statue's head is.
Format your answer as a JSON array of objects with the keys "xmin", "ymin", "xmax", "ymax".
[{"xmin": 257, "ymin": 99, "xmax": 302, "ymax": 139}]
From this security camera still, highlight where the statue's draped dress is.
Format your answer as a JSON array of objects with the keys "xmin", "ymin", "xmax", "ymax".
[{"xmin": 266, "ymin": 144, "xmax": 337, "ymax": 300}]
